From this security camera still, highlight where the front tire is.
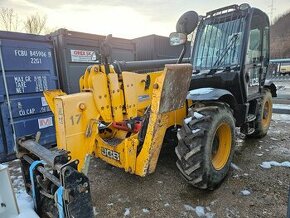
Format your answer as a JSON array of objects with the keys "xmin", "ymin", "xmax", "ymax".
[
  {"xmin": 175, "ymin": 104, "xmax": 235, "ymax": 190},
  {"xmin": 248, "ymin": 89, "xmax": 273, "ymax": 138}
]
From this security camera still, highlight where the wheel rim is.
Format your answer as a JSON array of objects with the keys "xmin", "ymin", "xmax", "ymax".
[
  {"xmin": 262, "ymin": 100, "xmax": 272, "ymax": 128},
  {"xmin": 211, "ymin": 122, "xmax": 232, "ymax": 171}
]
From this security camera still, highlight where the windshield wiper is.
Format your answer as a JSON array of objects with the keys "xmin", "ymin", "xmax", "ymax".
[
  {"xmin": 212, "ymin": 33, "xmax": 239, "ymax": 70},
  {"xmin": 208, "ymin": 64, "xmax": 240, "ymax": 75}
]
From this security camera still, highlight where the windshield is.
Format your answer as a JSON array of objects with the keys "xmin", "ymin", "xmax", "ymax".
[{"xmin": 192, "ymin": 16, "xmax": 246, "ymax": 70}]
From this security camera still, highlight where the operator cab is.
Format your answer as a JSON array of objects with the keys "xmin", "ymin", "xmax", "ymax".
[
  {"xmin": 170, "ymin": 4, "xmax": 272, "ymax": 126},
  {"xmin": 190, "ymin": 4, "xmax": 270, "ymax": 103}
]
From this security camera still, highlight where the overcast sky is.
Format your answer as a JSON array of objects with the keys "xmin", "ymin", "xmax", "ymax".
[{"xmin": 1, "ymin": 0, "xmax": 289, "ymax": 38}]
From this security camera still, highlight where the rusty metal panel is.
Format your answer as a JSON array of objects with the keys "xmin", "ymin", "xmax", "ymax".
[{"xmin": 159, "ymin": 64, "xmax": 192, "ymax": 113}]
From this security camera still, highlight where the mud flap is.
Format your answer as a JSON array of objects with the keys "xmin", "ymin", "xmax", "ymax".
[{"xmin": 159, "ymin": 64, "xmax": 193, "ymax": 113}]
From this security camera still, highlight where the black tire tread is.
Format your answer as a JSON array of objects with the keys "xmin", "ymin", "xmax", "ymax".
[
  {"xmin": 247, "ymin": 89, "xmax": 273, "ymax": 138},
  {"xmin": 175, "ymin": 104, "xmax": 235, "ymax": 190}
]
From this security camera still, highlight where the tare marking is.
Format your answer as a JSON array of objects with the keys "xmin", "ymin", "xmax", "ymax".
[{"xmin": 101, "ymin": 147, "xmax": 120, "ymax": 161}]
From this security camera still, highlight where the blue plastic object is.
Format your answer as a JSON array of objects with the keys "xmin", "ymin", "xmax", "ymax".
[
  {"xmin": 29, "ymin": 160, "xmax": 45, "ymax": 210},
  {"xmin": 56, "ymin": 186, "xmax": 65, "ymax": 218}
]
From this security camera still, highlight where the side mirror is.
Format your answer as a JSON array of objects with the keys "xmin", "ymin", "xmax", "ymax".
[
  {"xmin": 169, "ymin": 32, "xmax": 187, "ymax": 46},
  {"xmin": 176, "ymin": 11, "xmax": 199, "ymax": 35}
]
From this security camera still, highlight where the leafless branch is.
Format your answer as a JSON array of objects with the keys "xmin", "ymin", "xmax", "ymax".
[{"xmin": 24, "ymin": 13, "xmax": 47, "ymax": 34}]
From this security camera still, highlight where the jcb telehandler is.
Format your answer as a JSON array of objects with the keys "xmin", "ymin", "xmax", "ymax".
[{"xmin": 17, "ymin": 4, "xmax": 276, "ymax": 217}]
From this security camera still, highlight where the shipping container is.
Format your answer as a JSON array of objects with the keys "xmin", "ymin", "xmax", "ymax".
[
  {"xmin": 0, "ymin": 31, "xmax": 58, "ymax": 162},
  {"xmin": 133, "ymin": 34, "xmax": 191, "ymax": 61},
  {"xmin": 50, "ymin": 29, "xmax": 136, "ymax": 94}
]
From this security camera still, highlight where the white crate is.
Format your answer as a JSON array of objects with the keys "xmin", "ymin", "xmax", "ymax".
[{"xmin": 0, "ymin": 164, "xmax": 19, "ymax": 216}]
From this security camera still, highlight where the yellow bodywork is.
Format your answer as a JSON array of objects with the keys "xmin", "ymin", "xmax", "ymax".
[{"xmin": 45, "ymin": 63, "xmax": 192, "ymax": 176}]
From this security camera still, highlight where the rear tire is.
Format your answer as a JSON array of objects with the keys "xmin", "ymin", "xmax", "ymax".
[
  {"xmin": 247, "ymin": 89, "xmax": 272, "ymax": 138},
  {"xmin": 175, "ymin": 104, "xmax": 235, "ymax": 190}
]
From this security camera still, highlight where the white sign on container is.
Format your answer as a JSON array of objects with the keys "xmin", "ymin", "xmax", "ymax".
[
  {"xmin": 38, "ymin": 117, "xmax": 53, "ymax": 129},
  {"xmin": 70, "ymin": 49, "xmax": 98, "ymax": 63}
]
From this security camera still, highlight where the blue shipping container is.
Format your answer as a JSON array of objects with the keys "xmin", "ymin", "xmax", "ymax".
[{"xmin": 0, "ymin": 31, "xmax": 58, "ymax": 162}]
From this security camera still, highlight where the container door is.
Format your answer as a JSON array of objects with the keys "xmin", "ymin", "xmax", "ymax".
[{"xmin": 0, "ymin": 36, "xmax": 58, "ymax": 162}]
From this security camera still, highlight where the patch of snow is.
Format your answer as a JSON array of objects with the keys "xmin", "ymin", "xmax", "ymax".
[
  {"xmin": 243, "ymin": 173, "xmax": 249, "ymax": 176},
  {"xmin": 189, "ymin": 88, "xmax": 214, "ymax": 95},
  {"xmin": 16, "ymin": 191, "xmax": 39, "ymax": 218},
  {"xmin": 260, "ymin": 161, "xmax": 290, "ymax": 169},
  {"xmin": 272, "ymin": 114, "xmax": 290, "ymax": 122},
  {"xmin": 270, "ymin": 137, "xmax": 278, "ymax": 141},
  {"xmin": 184, "ymin": 117, "xmax": 192, "ymax": 124},
  {"xmin": 0, "ymin": 163, "xmax": 8, "ymax": 170},
  {"xmin": 192, "ymin": 129, "xmax": 200, "ymax": 134},
  {"xmin": 142, "ymin": 208, "xmax": 150, "ymax": 213},
  {"xmin": 193, "ymin": 112, "xmax": 204, "ymax": 119},
  {"xmin": 230, "ymin": 163, "xmax": 242, "ymax": 171},
  {"xmin": 241, "ymin": 190, "xmax": 251, "ymax": 196},
  {"xmin": 93, "ymin": 207, "xmax": 99, "ymax": 216},
  {"xmin": 184, "ymin": 205, "xmax": 215, "ymax": 218},
  {"xmin": 164, "ymin": 203, "xmax": 170, "ymax": 207},
  {"xmin": 107, "ymin": 203, "xmax": 114, "ymax": 206},
  {"xmin": 184, "ymin": 204, "xmax": 195, "ymax": 211},
  {"xmin": 12, "ymin": 177, "xmax": 25, "ymax": 194},
  {"xmin": 255, "ymin": 153, "xmax": 263, "ymax": 157},
  {"xmin": 195, "ymin": 206, "xmax": 205, "ymax": 216},
  {"xmin": 124, "ymin": 208, "xmax": 130, "ymax": 216},
  {"xmin": 236, "ymin": 138, "xmax": 244, "ymax": 143},
  {"xmin": 157, "ymin": 180, "xmax": 163, "ymax": 184}
]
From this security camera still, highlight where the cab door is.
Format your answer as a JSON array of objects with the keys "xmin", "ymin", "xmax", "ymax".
[{"xmin": 244, "ymin": 12, "xmax": 269, "ymax": 100}]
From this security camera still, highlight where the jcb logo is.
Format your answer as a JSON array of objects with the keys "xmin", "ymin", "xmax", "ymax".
[{"xmin": 101, "ymin": 147, "xmax": 120, "ymax": 161}]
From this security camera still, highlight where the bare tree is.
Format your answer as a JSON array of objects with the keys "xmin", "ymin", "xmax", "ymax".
[
  {"xmin": 0, "ymin": 8, "xmax": 19, "ymax": 31},
  {"xmin": 24, "ymin": 13, "xmax": 47, "ymax": 34}
]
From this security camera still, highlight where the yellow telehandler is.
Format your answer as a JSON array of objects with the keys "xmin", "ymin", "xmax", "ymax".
[{"xmin": 17, "ymin": 4, "xmax": 276, "ymax": 217}]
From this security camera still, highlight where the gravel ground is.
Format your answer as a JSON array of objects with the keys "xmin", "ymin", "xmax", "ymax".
[
  {"xmin": 88, "ymin": 114, "xmax": 290, "ymax": 218},
  {"xmin": 7, "ymin": 114, "xmax": 290, "ymax": 218}
]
